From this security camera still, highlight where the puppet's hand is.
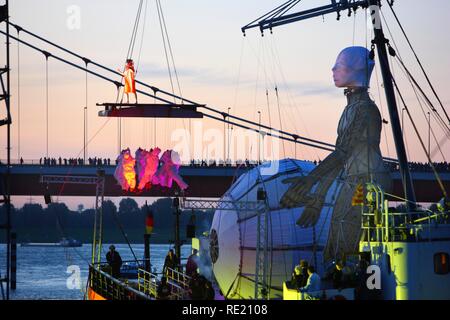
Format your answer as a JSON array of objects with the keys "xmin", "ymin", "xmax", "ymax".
[
  {"xmin": 296, "ymin": 195, "xmax": 325, "ymax": 228},
  {"xmin": 280, "ymin": 175, "xmax": 316, "ymax": 208}
]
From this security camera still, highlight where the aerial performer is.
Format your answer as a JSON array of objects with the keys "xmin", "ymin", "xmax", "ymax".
[
  {"xmin": 280, "ymin": 46, "xmax": 393, "ymax": 261},
  {"xmin": 152, "ymin": 150, "xmax": 189, "ymax": 190},
  {"xmin": 118, "ymin": 59, "xmax": 138, "ymax": 104},
  {"xmin": 137, "ymin": 147, "xmax": 161, "ymax": 190},
  {"xmin": 114, "ymin": 148, "xmax": 137, "ymax": 191}
]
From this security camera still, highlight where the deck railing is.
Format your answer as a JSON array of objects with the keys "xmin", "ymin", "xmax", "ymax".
[
  {"xmin": 165, "ymin": 267, "xmax": 191, "ymax": 300},
  {"xmin": 137, "ymin": 268, "xmax": 158, "ymax": 298},
  {"xmin": 88, "ymin": 264, "xmax": 151, "ymax": 300}
]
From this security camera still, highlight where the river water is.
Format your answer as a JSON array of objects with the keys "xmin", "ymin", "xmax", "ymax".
[{"xmin": 0, "ymin": 243, "xmax": 192, "ymax": 300}]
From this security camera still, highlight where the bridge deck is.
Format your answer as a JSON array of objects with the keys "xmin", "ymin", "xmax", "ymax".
[{"xmin": 1, "ymin": 165, "xmax": 449, "ymax": 201}]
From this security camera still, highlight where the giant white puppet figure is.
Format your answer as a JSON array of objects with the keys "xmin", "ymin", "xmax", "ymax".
[
  {"xmin": 114, "ymin": 148, "xmax": 137, "ymax": 191},
  {"xmin": 280, "ymin": 46, "xmax": 392, "ymax": 261},
  {"xmin": 152, "ymin": 150, "xmax": 188, "ymax": 190}
]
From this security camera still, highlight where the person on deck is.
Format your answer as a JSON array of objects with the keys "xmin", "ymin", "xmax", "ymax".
[
  {"xmin": 203, "ymin": 278, "xmax": 215, "ymax": 300},
  {"xmin": 186, "ymin": 249, "xmax": 199, "ymax": 277},
  {"xmin": 106, "ymin": 245, "xmax": 123, "ymax": 278},
  {"xmin": 157, "ymin": 277, "xmax": 171, "ymax": 300},
  {"xmin": 188, "ymin": 270, "xmax": 204, "ymax": 300},
  {"xmin": 163, "ymin": 249, "xmax": 179, "ymax": 275},
  {"xmin": 118, "ymin": 59, "xmax": 138, "ymax": 104},
  {"xmin": 329, "ymin": 261, "xmax": 344, "ymax": 289},
  {"xmin": 300, "ymin": 266, "xmax": 321, "ymax": 293},
  {"xmin": 291, "ymin": 260, "xmax": 309, "ymax": 289}
]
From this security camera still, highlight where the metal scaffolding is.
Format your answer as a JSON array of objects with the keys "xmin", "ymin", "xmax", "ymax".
[
  {"xmin": 40, "ymin": 170, "xmax": 105, "ymax": 265},
  {"xmin": 180, "ymin": 197, "xmax": 271, "ymax": 299},
  {"xmin": 0, "ymin": 0, "xmax": 11, "ymax": 300}
]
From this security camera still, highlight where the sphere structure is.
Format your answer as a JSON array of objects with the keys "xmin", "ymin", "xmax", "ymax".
[{"xmin": 210, "ymin": 159, "xmax": 344, "ymax": 299}]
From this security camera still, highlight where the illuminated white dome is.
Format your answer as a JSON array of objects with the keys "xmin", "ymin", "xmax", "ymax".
[{"xmin": 210, "ymin": 159, "xmax": 342, "ymax": 299}]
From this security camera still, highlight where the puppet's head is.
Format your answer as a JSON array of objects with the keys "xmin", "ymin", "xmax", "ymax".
[{"xmin": 332, "ymin": 46, "xmax": 375, "ymax": 88}]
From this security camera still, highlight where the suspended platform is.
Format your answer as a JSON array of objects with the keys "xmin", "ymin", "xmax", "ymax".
[{"xmin": 97, "ymin": 103, "xmax": 204, "ymax": 119}]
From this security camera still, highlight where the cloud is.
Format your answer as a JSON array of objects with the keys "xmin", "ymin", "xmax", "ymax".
[{"xmin": 137, "ymin": 62, "xmax": 343, "ymax": 99}]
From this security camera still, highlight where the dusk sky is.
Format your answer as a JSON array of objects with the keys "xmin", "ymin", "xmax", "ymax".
[
  {"xmin": 1, "ymin": 0, "xmax": 449, "ymax": 208},
  {"xmin": 2, "ymin": 0, "xmax": 450, "ymax": 162}
]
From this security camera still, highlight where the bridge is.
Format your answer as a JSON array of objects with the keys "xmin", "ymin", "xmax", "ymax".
[{"xmin": 1, "ymin": 164, "xmax": 449, "ymax": 202}]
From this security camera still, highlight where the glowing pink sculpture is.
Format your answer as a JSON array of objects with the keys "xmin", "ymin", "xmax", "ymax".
[
  {"xmin": 114, "ymin": 148, "xmax": 137, "ymax": 191},
  {"xmin": 137, "ymin": 147, "xmax": 161, "ymax": 190},
  {"xmin": 135, "ymin": 147, "xmax": 148, "ymax": 187},
  {"xmin": 152, "ymin": 150, "xmax": 188, "ymax": 190}
]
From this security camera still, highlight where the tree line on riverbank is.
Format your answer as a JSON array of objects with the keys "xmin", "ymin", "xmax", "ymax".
[{"xmin": 0, "ymin": 198, "xmax": 214, "ymax": 244}]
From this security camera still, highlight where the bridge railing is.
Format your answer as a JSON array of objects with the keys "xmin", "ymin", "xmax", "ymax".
[{"xmin": 3, "ymin": 159, "xmax": 450, "ymax": 172}]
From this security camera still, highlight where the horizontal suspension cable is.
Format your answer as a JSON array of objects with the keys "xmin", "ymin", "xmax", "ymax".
[
  {"xmin": 7, "ymin": 21, "xmax": 337, "ymax": 150},
  {"xmin": 2, "ymin": 26, "xmax": 402, "ymax": 163},
  {"xmin": 0, "ymin": 30, "xmax": 172, "ymax": 104},
  {"xmin": 0, "ymin": 30, "xmax": 336, "ymax": 154}
]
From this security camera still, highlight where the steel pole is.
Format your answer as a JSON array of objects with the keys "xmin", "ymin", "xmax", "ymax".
[{"xmin": 370, "ymin": 0, "xmax": 416, "ymax": 211}]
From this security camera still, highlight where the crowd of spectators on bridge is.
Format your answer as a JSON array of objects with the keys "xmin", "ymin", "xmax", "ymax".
[
  {"xmin": 6, "ymin": 157, "xmax": 450, "ymax": 173},
  {"xmin": 385, "ymin": 161, "xmax": 450, "ymax": 173},
  {"xmin": 37, "ymin": 157, "xmax": 112, "ymax": 167}
]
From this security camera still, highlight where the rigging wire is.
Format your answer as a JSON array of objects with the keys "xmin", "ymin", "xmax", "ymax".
[
  {"xmin": 156, "ymin": 0, "xmax": 189, "ymax": 149},
  {"xmin": 156, "ymin": 0, "xmax": 175, "ymax": 150},
  {"xmin": 373, "ymin": 58, "xmax": 391, "ymax": 158},
  {"xmin": 3, "ymin": 25, "xmax": 339, "ymax": 156},
  {"xmin": 45, "ymin": 55, "xmax": 49, "ymax": 158},
  {"xmin": 378, "ymin": 37, "xmax": 449, "ymax": 199},
  {"xmin": 391, "ymin": 77, "xmax": 448, "ymax": 198},
  {"xmin": 136, "ymin": 0, "xmax": 149, "ymax": 74},
  {"xmin": 379, "ymin": 9, "xmax": 450, "ymax": 140},
  {"xmin": 127, "ymin": 0, "xmax": 144, "ymax": 60},
  {"xmin": 267, "ymin": 34, "xmax": 316, "ymax": 160},
  {"xmin": 378, "ymin": 8, "xmax": 450, "ymax": 167},
  {"xmin": 393, "ymin": 57, "xmax": 447, "ymax": 161},
  {"xmin": 84, "ymin": 64, "xmax": 88, "ymax": 163},
  {"xmin": 387, "ymin": 0, "xmax": 450, "ymax": 126},
  {"xmin": 16, "ymin": 29, "xmax": 21, "ymax": 161},
  {"xmin": 275, "ymin": 87, "xmax": 286, "ymax": 158},
  {"xmin": 3, "ymin": 30, "xmax": 338, "ymax": 156},
  {"xmin": 157, "ymin": 0, "xmax": 183, "ymax": 101}
]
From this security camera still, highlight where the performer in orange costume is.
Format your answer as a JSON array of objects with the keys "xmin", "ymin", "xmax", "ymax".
[{"xmin": 118, "ymin": 59, "xmax": 138, "ymax": 103}]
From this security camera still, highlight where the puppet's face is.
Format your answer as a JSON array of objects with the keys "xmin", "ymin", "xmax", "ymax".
[
  {"xmin": 332, "ymin": 54, "xmax": 355, "ymax": 88},
  {"xmin": 332, "ymin": 46, "xmax": 374, "ymax": 88}
]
